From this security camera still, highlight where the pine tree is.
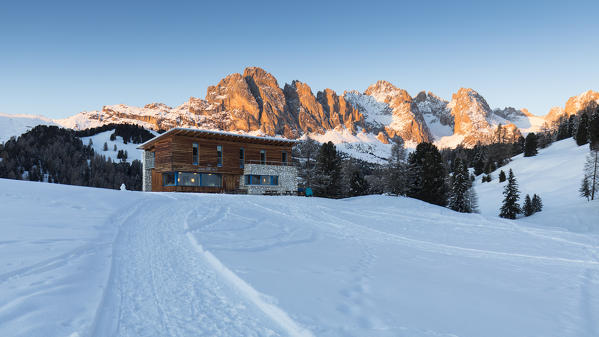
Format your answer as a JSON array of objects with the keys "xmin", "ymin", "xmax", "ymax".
[
  {"xmin": 385, "ymin": 138, "xmax": 407, "ymax": 195},
  {"xmin": 589, "ymin": 109, "xmax": 599, "ymax": 151},
  {"xmin": 349, "ymin": 170, "xmax": 369, "ymax": 197},
  {"xmin": 576, "ymin": 113, "xmax": 590, "ymax": 146},
  {"xmin": 556, "ymin": 118, "xmax": 570, "ymax": 141},
  {"xmin": 580, "ymin": 176, "xmax": 592, "ymax": 201},
  {"xmin": 499, "ymin": 169, "xmax": 521, "ymax": 219},
  {"xmin": 498, "ymin": 170, "xmax": 506, "ymax": 182},
  {"xmin": 103, "ymin": 142, "xmax": 108, "ymax": 151},
  {"xmin": 406, "ymin": 142, "xmax": 448, "ymax": 206},
  {"xmin": 582, "ymin": 150, "xmax": 599, "ymax": 200},
  {"xmin": 523, "ymin": 194, "xmax": 534, "ymax": 216},
  {"xmin": 448, "ymin": 158, "xmax": 474, "ymax": 213},
  {"xmin": 315, "ymin": 141, "xmax": 342, "ymax": 198},
  {"xmin": 532, "ymin": 194, "xmax": 543, "ymax": 213},
  {"xmin": 524, "ymin": 133, "xmax": 538, "ymax": 157}
]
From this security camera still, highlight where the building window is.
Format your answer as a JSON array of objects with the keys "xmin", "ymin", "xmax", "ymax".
[
  {"xmin": 192, "ymin": 143, "xmax": 199, "ymax": 165},
  {"xmin": 240, "ymin": 148, "xmax": 245, "ymax": 168},
  {"xmin": 201, "ymin": 173, "xmax": 222, "ymax": 187},
  {"xmin": 281, "ymin": 151, "xmax": 287, "ymax": 164},
  {"xmin": 163, "ymin": 171, "xmax": 222, "ymax": 187},
  {"xmin": 179, "ymin": 172, "xmax": 201, "ymax": 186},
  {"xmin": 244, "ymin": 175, "xmax": 279, "ymax": 185},
  {"xmin": 260, "ymin": 150, "xmax": 266, "ymax": 164},
  {"xmin": 217, "ymin": 145, "xmax": 223, "ymax": 167},
  {"xmin": 162, "ymin": 172, "xmax": 176, "ymax": 186}
]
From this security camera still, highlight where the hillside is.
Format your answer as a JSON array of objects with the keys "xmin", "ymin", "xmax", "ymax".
[
  {"xmin": 475, "ymin": 138, "xmax": 599, "ymax": 232},
  {"xmin": 1, "ymin": 144, "xmax": 598, "ymax": 337}
]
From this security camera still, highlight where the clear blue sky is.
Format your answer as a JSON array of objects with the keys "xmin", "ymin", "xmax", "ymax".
[{"xmin": 1, "ymin": 0, "xmax": 598, "ymax": 118}]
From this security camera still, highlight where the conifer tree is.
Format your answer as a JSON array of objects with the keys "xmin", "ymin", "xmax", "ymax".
[
  {"xmin": 315, "ymin": 141, "xmax": 342, "ymax": 198},
  {"xmin": 448, "ymin": 158, "xmax": 474, "ymax": 213},
  {"xmin": 568, "ymin": 114, "xmax": 576, "ymax": 137},
  {"xmin": 580, "ymin": 176, "xmax": 592, "ymax": 201},
  {"xmin": 524, "ymin": 133, "xmax": 538, "ymax": 157},
  {"xmin": 385, "ymin": 138, "xmax": 407, "ymax": 195},
  {"xmin": 532, "ymin": 194, "xmax": 543, "ymax": 213},
  {"xmin": 589, "ymin": 109, "xmax": 599, "ymax": 151},
  {"xmin": 523, "ymin": 194, "xmax": 534, "ymax": 216},
  {"xmin": 499, "ymin": 169, "xmax": 521, "ymax": 219},
  {"xmin": 349, "ymin": 169, "xmax": 369, "ymax": 197},
  {"xmin": 498, "ymin": 170, "xmax": 506, "ymax": 182},
  {"xmin": 582, "ymin": 150, "xmax": 599, "ymax": 200},
  {"xmin": 576, "ymin": 113, "xmax": 590, "ymax": 146},
  {"xmin": 406, "ymin": 142, "xmax": 448, "ymax": 206}
]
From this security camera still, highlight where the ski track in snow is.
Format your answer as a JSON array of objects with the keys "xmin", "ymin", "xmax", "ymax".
[{"xmin": 91, "ymin": 196, "xmax": 313, "ymax": 337}]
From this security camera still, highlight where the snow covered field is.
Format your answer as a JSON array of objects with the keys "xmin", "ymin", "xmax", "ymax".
[
  {"xmin": 1, "ymin": 139, "xmax": 598, "ymax": 337},
  {"xmin": 475, "ymin": 139, "xmax": 599, "ymax": 232},
  {"xmin": 80, "ymin": 130, "xmax": 148, "ymax": 164}
]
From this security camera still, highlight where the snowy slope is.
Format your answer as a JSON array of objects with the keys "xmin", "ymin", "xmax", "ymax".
[
  {"xmin": 1, "ymin": 175, "xmax": 598, "ymax": 336},
  {"xmin": 0, "ymin": 113, "xmax": 57, "ymax": 143},
  {"xmin": 80, "ymin": 130, "xmax": 154, "ymax": 163},
  {"xmin": 475, "ymin": 138, "xmax": 599, "ymax": 232}
]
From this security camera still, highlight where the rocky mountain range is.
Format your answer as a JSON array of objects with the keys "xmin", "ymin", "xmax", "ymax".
[{"xmin": 51, "ymin": 67, "xmax": 599, "ymax": 149}]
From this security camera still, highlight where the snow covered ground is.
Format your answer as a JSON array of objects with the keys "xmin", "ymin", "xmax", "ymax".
[
  {"xmin": 475, "ymin": 138, "xmax": 599, "ymax": 232},
  {"xmin": 80, "ymin": 130, "xmax": 149, "ymax": 164},
  {"xmin": 1, "ymin": 152, "xmax": 598, "ymax": 337}
]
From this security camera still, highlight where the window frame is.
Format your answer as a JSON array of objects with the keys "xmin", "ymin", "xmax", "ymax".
[
  {"xmin": 239, "ymin": 147, "xmax": 245, "ymax": 168},
  {"xmin": 192, "ymin": 143, "xmax": 199, "ymax": 165},
  {"xmin": 260, "ymin": 150, "xmax": 266, "ymax": 164},
  {"xmin": 217, "ymin": 145, "xmax": 223, "ymax": 167}
]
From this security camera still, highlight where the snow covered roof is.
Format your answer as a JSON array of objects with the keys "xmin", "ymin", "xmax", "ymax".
[{"xmin": 137, "ymin": 127, "xmax": 298, "ymax": 150}]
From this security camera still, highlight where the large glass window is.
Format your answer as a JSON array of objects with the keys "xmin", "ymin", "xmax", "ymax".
[
  {"xmin": 201, "ymin": 173, "xmax": 222, "ymax": 187},
  {"xmin": 162, "ymin": 172, "xmax": 221, "ymax": 187},
  {"xmin": 244, "ymin": 175, "xmax": 279, "ymax": 185},
  {"xmin": 239, "ymin": 148, "xmax": 245, "ymax": 168},
  {"xmin": 178, "ymin": 172, "xmax": 200, "ymax": 186},
  {"xmin": 192, "ymin": 143, "xmax": 199, "ymax": 165},
  {"xmin": 260, "ymin": 150, "xmax": 266, "ymax": 164},
  {"xmin": 217, "ymin": 145, "xmax": 223, "ymax": 167},
  {"xmin": 162, "ymin": 172, "xmax": 176, "ymax": 186}
]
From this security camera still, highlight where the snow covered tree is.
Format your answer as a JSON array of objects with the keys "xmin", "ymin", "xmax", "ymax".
[
  {"xmin": 499, "ymin": 169, "xmax": 521, "ymax": 219},
  {"xmin": 532, "ymin": 194, "xmax": 543, "ymax": 213},
  {"xmin": 498, "ymin": 170, "xmax": 506, "ymax": 182},
  {"xmin": 385, "ymin": 137, "xmax": 407, "ymax": 195},
  {"xmin": 103, "ymin": 142, "xmax": 108, "ymax": 151},
  {"xmin": 113, "ymin": 144, "xmax": 117, "ymax": 151},
  {"xmin": 448, "ymin": 158, "xmax": 475, "ymax": 213},
  {"xmin": 315, "ymin": 141, "xmax": 342, "ymax": 198},
  {"xmin": 406, "ymin": 142, "xmax": 448, "ymax": 206},
  {"xmin": 524, "ymin": 133, "xmax": 538, "ymax": 157},
  {"xmin": 576, "ymin": 113, "xmax": 589, "ymax": 146},
  {"xmin": 581, "ymin": 150, "xmax": 599, "ymax": 200},
  {"xmin": 523, "ymin": 194, "xmax": 534, "ymax": 216}
]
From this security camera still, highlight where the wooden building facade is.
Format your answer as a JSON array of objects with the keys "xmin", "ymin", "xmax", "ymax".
[{"xmin": 137, "ymin": 128, "xmax": 298, "ymax": 194}]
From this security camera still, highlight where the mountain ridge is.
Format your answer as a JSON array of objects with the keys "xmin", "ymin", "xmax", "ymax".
[{"xmin": 7, "ymin": 67, "xmax": 599, "ymax": 150}]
